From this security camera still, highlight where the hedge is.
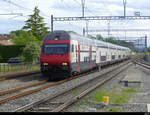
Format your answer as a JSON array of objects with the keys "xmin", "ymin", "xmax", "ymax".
[{"xmin": 0, "ymin": 45, "xmax": 25, "ymax": 63}]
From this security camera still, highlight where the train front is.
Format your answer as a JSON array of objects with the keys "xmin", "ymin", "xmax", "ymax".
[{"xmin": 40, "ymin": 30, "xmax": 71, "ymax": 78}]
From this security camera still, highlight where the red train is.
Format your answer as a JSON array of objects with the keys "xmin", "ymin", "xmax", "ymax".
[{"xmin": 40, "ymin": 30, "xmax": 131, "ymax": 80}]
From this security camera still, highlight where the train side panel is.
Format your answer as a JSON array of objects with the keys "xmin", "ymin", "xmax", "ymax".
[{"xmin": 40, "ymin": 30, "xmax": 131, "ymax": 78}]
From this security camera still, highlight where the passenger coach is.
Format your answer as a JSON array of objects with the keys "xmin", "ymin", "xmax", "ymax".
[{"xmin": 40, "ymin": 30, "xmax": 131, "ymax": 79}]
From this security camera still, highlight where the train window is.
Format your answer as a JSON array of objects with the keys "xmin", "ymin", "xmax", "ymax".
[
  {"xmin": 94, "ymin": 55, "xmax": 96, "ymax": 61},
  {"xmin": 84, "ymin": 57, "xmax": 87, "ymax": 62},
  {"xmin": 112, "ymin": 55, "xmax": 115, "ymax": 60},
  {"xmin": 76, "ymin": 45, "xmax": 78, "ymax": 62},
  {"xmin": 101, "ymin": 56, "xmax": 106, "ymax": 61},
  {"xmin": 71, "ymin": 44, "xmax": 74, "ymax": 52}
]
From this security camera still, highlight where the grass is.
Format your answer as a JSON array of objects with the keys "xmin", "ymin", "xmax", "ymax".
[
  {"xmin": 146, "ymin": 52, "xmax": 150, "ymax": 55},
  {"xmin": 93, "ymin": 88, "xmax": 139, "ymax": 104},
  {"xmin": 122, "ymin": 88, "xmax": 140, "ymax": 93},
  {"xmin": 84, "ymin": 96, "xmax": 90, "ymax": 103},
  {"xmin": 0, "ymin": 64, "xmax": 40, "ymax": 75},
  {"xmin": 71, "ymin": 90, "xmax": 79, "ymax": 95},
  {"xmin": 108, "ymin": 107, "xmax": 125, "ymax": 112}
]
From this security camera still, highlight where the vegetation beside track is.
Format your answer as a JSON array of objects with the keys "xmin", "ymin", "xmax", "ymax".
[
  {"xmin": 92, "ymin": 87, "xmax": 140, "ymax": 104},
  {"xmin": 108, "ymin": 107, "xmax": 125, "ymax": 112},
  {"xmin": 0, "ymin": 64, "xmax": 40, "ymax": 75}
]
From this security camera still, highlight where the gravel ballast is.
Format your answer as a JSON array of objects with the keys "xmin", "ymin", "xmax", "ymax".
[
  {"xmin": 0, "ymin": 62, "xmax": 127, "ymax": 112},
  {"xmin": 64, "ymin": 64, "xmax": 150, "ymax": 112},
  {"xmin": 1, "ymin": 61, "xmax": 149, "ymax": 112}
]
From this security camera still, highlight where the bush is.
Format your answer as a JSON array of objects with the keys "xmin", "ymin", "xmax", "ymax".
[
  {"xmin": 0, "ymin": 45, "xmax": 25, "ymax": 63},
  {"xmin": 22, "ymin": 42, "xmax": 41, "ymax": 63}
]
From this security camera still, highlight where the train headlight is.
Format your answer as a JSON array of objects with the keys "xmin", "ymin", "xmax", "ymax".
[
  {"xmin": 43, "ymin": 63, "xmax": 48, "ymax": 65},
  {"xmin": 62, "ymin": 63, "xmax": 68, "ymax": 66}
]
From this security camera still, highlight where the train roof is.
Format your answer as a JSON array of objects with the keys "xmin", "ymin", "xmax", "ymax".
[
  {"xmin": 44, "ymin": 30, "xmax": 130, "ymax": 50},
  {"xmin": 44, "ymin": 30, "xmax": 70, "ymax": 40}
]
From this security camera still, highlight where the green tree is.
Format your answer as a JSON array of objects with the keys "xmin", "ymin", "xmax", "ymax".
[
  {"xmin": 22, "ymin": 42, "xmax": 41, "ymax": 63},
  {"xmin": 105, "ymin": 37, "xmax": 119, "ymax": 44},
  {"xmin": 9, "ymin": 30, "xmax": 37, "ymax": 45},
  {"xmin": 95, "ymin": 34, "xmax": 136, "ymax": 52},
  {"xmin": 0, "ymin": 55, "xmax": 3, "ymax": 62},
  {"xmin": 96, "ymin": 34, "xmax": 104, "ymax": 41},
  {"xmin": 23, "ymin": 6, "xmax": 49, "ymax": 41},
  {"xmin": 148, "ymin": 47, "xmax": 150, "ymax": 52},
  {"xmin": 68, "ymin": 30, "xmax": 77, "ymax": 34}
]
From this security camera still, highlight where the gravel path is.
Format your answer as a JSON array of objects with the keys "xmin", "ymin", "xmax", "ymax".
[{"xmin": 133, "ymin": 65, "xmax": 150, "ymax": 104}]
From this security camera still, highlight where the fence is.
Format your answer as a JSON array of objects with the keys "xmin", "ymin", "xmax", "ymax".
[{"xmin": 0, "ymin": 63, "xmax": 40, "ymax": 75}]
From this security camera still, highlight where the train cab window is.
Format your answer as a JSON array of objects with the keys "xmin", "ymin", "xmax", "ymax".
[{"xmin": 44, "ymin": 44, "xmax": 69, "ymax": 54}]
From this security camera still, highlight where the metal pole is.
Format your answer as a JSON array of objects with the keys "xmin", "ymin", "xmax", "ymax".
[
  {"xmin": 51, "ymin": 15, "xmax": 53, "ymax": 32},
  {"xmin": 86, "ymin": 21, "xmax": 89, "ymax": 37},
  {"xmin": 123, "ymin": 0, "xmax": 126, "ymax": 17},
  {"xmin": 138, "ymin": 38, "xmax": 139, "ymax": 52},
  {"xmin": 125, "ymin": 30, "xmax": 126, "ymax": 40},
  {"xmin": 107, "ymin": 21, "xmax": 110, "ymax": 37},
  {"xmin": 83, "ymin": 28, "xmax": 85, "ymax": 36},
  {"xmin": 0, "ymin": 63, "xmax": 2, "ymax": 74},
  {"xmin": 81, "ymin": 0, "xmax": 85, "ymax": 17},
  {"xmin": 145, "ymin": 35, "xmax": 147, "ymax": 54}
]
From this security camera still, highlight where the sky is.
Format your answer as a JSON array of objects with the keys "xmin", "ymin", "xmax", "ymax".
[{"xmin": 0, "ymin": 0, "xmax": 150, "ymax": 46}]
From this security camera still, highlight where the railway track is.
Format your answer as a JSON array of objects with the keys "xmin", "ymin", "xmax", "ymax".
[
  {"xmin": 13, "ymin": 60, "xmax": 131, "ymax": 112},
  {"xmin": 0, "ymin": 55, "xmax": 143, "ymax": 112},
  {"xmin": 53, "ymin": 63, "xmax": 131, "ymax": 112},
  {"xmin": 0, "ymin": 59, "xmax": 128, "ymax": 106},
  {"xmin": 134, "ymin": 58, "xmax": 150, "ymax": 69},
  {"xmin": 0, "ymin": 67, "xmax": 98, "ymax": 105}
]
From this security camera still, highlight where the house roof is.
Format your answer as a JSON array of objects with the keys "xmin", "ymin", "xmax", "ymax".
[{"xmin": 0, "ymin": 35, "xmax": 12, "ymax": 40}]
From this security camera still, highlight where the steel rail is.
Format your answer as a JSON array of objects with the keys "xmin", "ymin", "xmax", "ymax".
[
  {"xmin": 139, "ymin": 60, "xmax": 150, "ymax": 66},
  {"xmin": 0, "ymin": 69, "xmax": 97, "ymax": 105},
  {"xmin": 0, "ymin": 80, "xmax": 47, "ymax": 96},
  {"xmin": 134, "ymin": 60, "xmax": 150, "ymax": 69},
  {"xmin": 0, "ymin": 69, "xmax": 97, "ymax": 97},
  {"xmin": 51, "ymin": 63, "xmax": 131, "ymax": 112},
  {"xmin": 132, "ymin": 56, "xmax": 150, "ymax": 68},
  {"xmin": 13, "ymin": 60, "xmax": 130, "ymax": 112}
]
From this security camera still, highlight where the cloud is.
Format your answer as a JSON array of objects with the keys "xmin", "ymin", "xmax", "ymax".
[{"xmin": 0, "ymin": 0, "xmax": 150, "ymax": 46}]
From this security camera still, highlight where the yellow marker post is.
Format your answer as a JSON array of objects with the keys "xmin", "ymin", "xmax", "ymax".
[{"xmin": 102, "ymin": 96, "xmax": 109, "ymax": 104}]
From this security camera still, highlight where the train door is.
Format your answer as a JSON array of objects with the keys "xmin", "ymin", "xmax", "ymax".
[
  {"xmin": 71, "ymin": 40, "xmax": 78, "ymax": 63},
  {"xmin": 73, "ymin": 40, "xmax": 80, "ymax": 72},
  {"xmin": 96, "ymin": 47, "xmax": 100, "ymax": 64},
  {"xmin": 78, "ymin": 43, "xmax": 80, "ymax": 72},
  {"xmin": 90, "ymin": 46, "xmax": 92, "ymax": 69},
  {"xmin": 130, "ymin": 50, "xmax": 132, "ymax": 57},
  {"xmin": 71, "ymin": 40, "xmax": 80, "ymax": 73}
]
